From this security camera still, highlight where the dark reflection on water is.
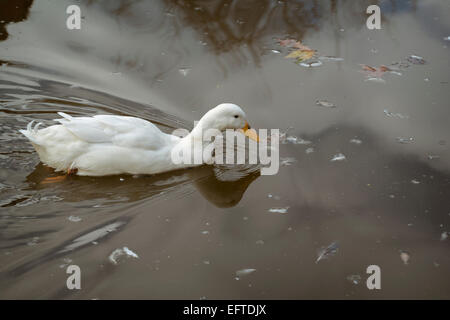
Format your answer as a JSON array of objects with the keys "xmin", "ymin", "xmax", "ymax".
[
  {"xmin": 0, "ymin": 0, "xmax": 33, "ymax": 41},
  {"xmin": 0, "ymin": 0, "xmax": 450, "ymax": 299}
]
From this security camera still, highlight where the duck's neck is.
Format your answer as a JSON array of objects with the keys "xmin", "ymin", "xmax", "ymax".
[
  {"xmin": 188, "ymin": 117, "xmax": 214, "ymax": 141},
  {"xmin": 171, "ymin": 120, "xmax": 215, "ymax": 166}
]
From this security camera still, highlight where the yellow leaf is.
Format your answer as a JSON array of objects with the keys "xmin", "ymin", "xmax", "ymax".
[{"xmin": 284, "ymin": 49, "xmax": 315, "ymax": 61}]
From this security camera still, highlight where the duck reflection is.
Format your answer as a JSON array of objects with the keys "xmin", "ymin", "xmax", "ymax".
[{"xmin": 25, "ymin": 162, "xmax": 260, "ymax": 208}]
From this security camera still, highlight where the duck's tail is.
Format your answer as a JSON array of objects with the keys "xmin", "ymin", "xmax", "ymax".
[
  {"xmin": 20, "ymin": 112, "xmax": 72, "ymax": 144},
  {"xmin": 19, "ymin": 120, "xmax": 44, "ymax": 145}
]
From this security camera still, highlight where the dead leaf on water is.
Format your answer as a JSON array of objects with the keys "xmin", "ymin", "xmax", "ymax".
[
  {"xmin": 360, "ymin": 64, "xmax": 392, "ymax": 77},
  {"xmin": 360, "ymin": 64, "xmax": 401, "ymax": 81},
  {"xmin": 278, "ymin": 38, "xmax": 312, "ymax": 51},
  {"xmin": 361, "ymin": 64, "xmax": 377, "ymax": 72},
  {"xmin": 285, "ymin": 49, "xmax": 315, "ymax": 61}
]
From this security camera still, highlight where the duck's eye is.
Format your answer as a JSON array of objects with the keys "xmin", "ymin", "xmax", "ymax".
[{"xmin": 234, "ymin": 115, "xmax": 239, "ymax": 118}]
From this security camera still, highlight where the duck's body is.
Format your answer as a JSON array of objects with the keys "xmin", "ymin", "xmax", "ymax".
[{"xmin": 20, "ymin": 103, "xmax": 256, "ymax": 176}]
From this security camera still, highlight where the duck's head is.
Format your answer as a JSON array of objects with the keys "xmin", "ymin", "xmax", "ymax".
[{"xmin": 193, "ymin": 103, "xmax": 259, "ymax": 141}]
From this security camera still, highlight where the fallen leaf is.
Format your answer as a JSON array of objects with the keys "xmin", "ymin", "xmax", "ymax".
[
  {"xmin": 360, "ymin": 64, "xmax": 394, "ymax": 79},
  {"xmin": 361, "ymin": 64, "xmax": 377, "ymax": 72},
  {"xmin": 278, "ymin": 38, "xmax": 298, "ymax": 47},
  {"xmin": 285, "ymin": 49, "xmax": 315, "ymax": 61},
  {"xmin": 278, "ymin": 38, "xmax": 312, "ymax": 51}
]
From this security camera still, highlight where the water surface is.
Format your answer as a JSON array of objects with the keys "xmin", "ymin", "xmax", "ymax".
[{"xmin": 0, "ymin": 0, "xmax": 449, "ymax": 299}]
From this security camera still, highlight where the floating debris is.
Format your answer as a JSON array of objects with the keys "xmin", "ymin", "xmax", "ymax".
[
  {"xmin": 278, "ymin": 38, "xmax": 316, "ymax": 63},
  {"xmin": 268, "ymin": 207, "xmax": 289, "ymax": 214},
  {"xmin": 390, "ymin": 70, "xmax": 403, "ymax": 76},
  {"xmin": 360, "ymin": 64, "xmax": 398, "ymax": 79},
  {"xmin": 255, "ymin": 240, "xmax": 265, "ymax": 245},
  {"xmin": 346, "ymin": 274, "xmax": 362, "ymax": 285},
  {"xmin": 349, "ymin": 139, "xmax": 362, "ymax": 145},
  {"xmin": 444, "ymin": 36, "xmax": 450, "ymax": 41},
  {"xmin": 305, "ymin": 147, "xmax": 314, "ymax": 154},
  {"xmin": 267, "ymin": 194, "xmax": 280, "ymax": 200},
  {"xmin": 279, "ymin": 40, "xmax": 343, "ymax": 64},
  {"xmin": 280, "ymin": 157, "xmax": 297, "ymax": 166},
  {"xmin": 318, "ymin": 56, "xmax": 344, "ymax": 61},
  {"xmin": 383, "ymin": 109, "xmax": 409, "ymax": 119},
  {"xmin": 316, "ymin": 99, "xmax": 336, "ymax": 108},
  {"xmin": 427, "ymin": 155, "xmax": 440, "ymax": 160},
  {"xmin": 201, "ymin": 230, "xmax": 210, "ymax": 235},
  {"xmin": 316, "ymin": 241, "xmax": 339, "ymax": 263},
  {"xmin": 360, "ymin": 63, "xmax": 404, "ymax": 82},
  {"xmin": 178, "ymin": 67, "xmax": 191, "ymax": 76},
  {"xmin": 410, "ymin": 179, "xmax": 420, "ymax": 185},
  {"xmin": 270, "ymin": 49, "xmax": 281, "ymax": 54},
  {"xmin": 299, "ymin": 60, "xmax": 322, "ymax": 68},
  {"xmin": 441, "ymin": 232, "xmax": 448, "ymax": 241},
  {"xmin": 27, "ymin": 237, "xmax": 39, "ymax": 246},
  {"xmin": 364, "ymin": 77, "xmax": 386, "ymax": 83},
  {"xmin": 331, "ymin": 153, "xmax": 346, "ymax": 161},
  {"xmin": 203, "ymin": 260, "xmax": 210, "ymax": 265},
  {"xmin": 285, "ymin": 49, "xmax": 315, "ymax": 61},
  {"xmin": 68, "ymin": 215, "xmax": 82, "ymax": 222},
  {"xmin": 391, "ymin": 61, "xmax": 410, "ymax": 69},
  {"xmin": 108, "ymin": 247, "xmax": 139, "ymax": 265},
  {"xmin": 282, "ymin": 135, "xmax": 312, "ymax": 145},
  {"xmin": 235, "ymin": 268, "xmax": 256, "ymax": 279},
  {"xmin": 407, "ymin": 55, "xmax": 426, "ymax": 65},
  {"xmin": 396, "ymin": 137, "xmax": 414, "ymax": 144},
  {"xmin": 278, "ymin": 39, "xmax": 312, "ymax": 50},
  {"xmin": 400, "ymin": 251, "xmax": 410, "ymax": 265}
]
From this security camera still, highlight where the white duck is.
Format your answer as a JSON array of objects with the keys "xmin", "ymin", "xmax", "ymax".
[{"xmin": 20, "ymin": 103, "xmax": 258, "ymax": 177}]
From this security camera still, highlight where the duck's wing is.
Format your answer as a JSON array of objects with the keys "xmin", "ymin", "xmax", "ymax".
[{"xmin": 56, "ymin": 112, "xmax": 177, "ymax": 150}]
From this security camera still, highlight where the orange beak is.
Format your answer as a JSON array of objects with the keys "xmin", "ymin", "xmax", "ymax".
[{"xmin": 239, "ymin": 121, "xmax": 259, "ymax": 142}]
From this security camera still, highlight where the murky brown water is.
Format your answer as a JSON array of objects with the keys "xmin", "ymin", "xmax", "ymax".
[{"xmin": 1, "ymin": 0, "xmax": 449, "ymax": 299}]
